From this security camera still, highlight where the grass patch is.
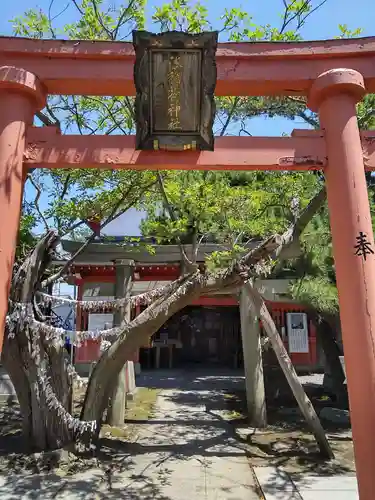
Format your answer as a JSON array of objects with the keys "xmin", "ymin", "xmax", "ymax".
[
  {"xmin": 125, "ymin": 387, "xmax": 160, "ymax": 421},
  {"xmin": 100, "ymin": 387, "xmax": 160, "ymax": 440},
  {"xmin": 100, "ymin": 424, "xmax": 131, "ymax": 439}
]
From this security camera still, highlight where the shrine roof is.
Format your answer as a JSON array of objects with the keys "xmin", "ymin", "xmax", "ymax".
[
  {"xmin": 60, "ymin": 239, "xmax": 251, "ymax": 265},
  {"xmin": 61, "ymin": 237, "xmax": 300, "ymax": 265}
]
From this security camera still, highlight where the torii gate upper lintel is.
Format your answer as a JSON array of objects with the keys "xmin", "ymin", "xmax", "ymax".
[{"xmin": 0, "ymin": 36, "xmax": 375, "ymax": 499}]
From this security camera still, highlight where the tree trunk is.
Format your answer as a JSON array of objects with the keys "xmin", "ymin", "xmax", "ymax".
[
  {"xmin": 244, "ymin": 282, "xmax": 334, "ymax": 459},
  {"xmin": 81, "ymin": 273, "xmax": 204, "ymax": 425},
  {"xmin": 3, "ymin": 232, "xmax": 92, "ymax": 450},
  {"xmin": 3, "ymin": 320, "xmax": 74, "ymax": 450}
]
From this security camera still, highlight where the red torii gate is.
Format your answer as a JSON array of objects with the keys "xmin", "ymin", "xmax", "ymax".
[{"xmin": 1, "ymin": 35, "xmax": 375, "ymax": 498}]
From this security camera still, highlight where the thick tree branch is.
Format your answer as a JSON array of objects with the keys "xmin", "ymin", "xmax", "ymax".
[
  {"xmin": 45, "ymin": 102, "xmax": 61, "ymax": 129},
  {"xmin": 239, "ymin": 186, "xmax": 326, "ymax": 273},
  {"xmin": 286, "ymin": 96, "xmax": 319, "ymax": 128},
  {"xmin": 81, "ymin": 260, "xmax": 249, "ymax": 422},
  {"xmin": 294, "ymin": 186, "xmax": 326, "ymax": 238},
  {"xmin": 124, "ymin": 96, "xmax": 136, "ymax": 121},
  {"xmin": 81, "ymin": 272, "xmax": 203, "ymax": 422},
  {"xmin": 298, "ymin": 110, "xmax": 319, "ymax": 128},
  {"xmin": 36, "ymin": 111, "xmax": 56, "ymax": 127},
  {"xmin": 193, "ymin": 232, "xmax": 207, "ymax": 262},
  {"xmin": 269, "ymin": 186, "xmax": 326, "ymax": 264}
]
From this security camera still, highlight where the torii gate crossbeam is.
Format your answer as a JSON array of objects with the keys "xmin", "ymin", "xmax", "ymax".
[
  {"xmin": 0, "ymin": 37, "xmax": 375, "ymax": 499},
  {"xmin": 23, "ymin": 127, "xmax": 375, "ymax": 171},
  {"xmin": 2, "ymin": 36, "xmax": 375, "ymax": 96}
]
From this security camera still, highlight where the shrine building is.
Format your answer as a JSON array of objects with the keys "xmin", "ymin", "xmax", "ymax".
[{"xmin": 60, "ymin": 236, "xmax": 321, "ymax": 375}]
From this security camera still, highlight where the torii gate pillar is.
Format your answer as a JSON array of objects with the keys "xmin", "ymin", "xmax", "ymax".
[
  {"xmin": 0, "ymin": 66, "xmax": 45, "ymax": 348},
  {"xmin": 310, "ymin": 69, "xmax": 375, "ymax": 500}
]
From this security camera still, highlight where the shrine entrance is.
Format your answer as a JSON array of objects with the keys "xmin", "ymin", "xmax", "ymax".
[
  {"xmin": 145, "ymin": 305, "xmax": 241, "ymax": 369},
  {"xmin": 1, "ymin": 34, "xmax": 375, "ymax": 499}
]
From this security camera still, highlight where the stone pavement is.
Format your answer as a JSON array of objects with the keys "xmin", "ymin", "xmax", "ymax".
[
  {"xmin": 0, "ymin": 369, "xmax": 260, "ymax": 499},
  {"xmin": 116, "ymin": 369, "xmax": 260, "ymax": 499},
  {"xmin": 0, "ymin": 369, "xmax": 359, "ymax": 499},
  {"xmin": 254, "ymin": 466, "xmax": 359, "ymax": 500}
]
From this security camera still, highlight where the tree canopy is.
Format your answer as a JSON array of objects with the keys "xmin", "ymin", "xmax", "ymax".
[{"xmin": 11, "ymin": 0, "xmax": 373, "ymax": 315}]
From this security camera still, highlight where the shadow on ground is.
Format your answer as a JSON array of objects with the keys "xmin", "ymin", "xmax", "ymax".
[{"xmin": 0, "ymin": 368, "xmax": 355, "ymax": 498}]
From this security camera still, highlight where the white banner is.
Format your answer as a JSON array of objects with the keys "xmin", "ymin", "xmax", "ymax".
[{"xmin": 286, "ymin": 312, "xmax": 309, "ymax": 353}]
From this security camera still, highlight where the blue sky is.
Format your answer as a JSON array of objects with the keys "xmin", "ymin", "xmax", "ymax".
[
  {"xmin": 1, "ymin": 0, "xmax": 374, "ymax": 236},
  {"xmin": 2, "ymin": 0, "xmax": 374, "ymax": 40}
]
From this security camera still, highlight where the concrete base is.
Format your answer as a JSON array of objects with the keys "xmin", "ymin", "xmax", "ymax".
[
  {"xmin": 107, "ymin": 365, "xmax": 127, "ymax": 426},
  {"xmin": 126, "ymin": 391, "xmax": 135, "ymax": 402},
  {"xmin": 126, "ymin": 361, "xmax": 136, "ymax": 393}
]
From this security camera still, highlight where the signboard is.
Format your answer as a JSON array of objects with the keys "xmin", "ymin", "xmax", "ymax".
[
  {"xmin": 133, "ymin": 30, "xmax": 218, "ymax": 151},
  {"xmin": 88, "ymin": 313, "xmax": 113, "ymax": 332},
  {"xmin": 286, "ymin": 312, "xmax": 309, "ymax": 353}
]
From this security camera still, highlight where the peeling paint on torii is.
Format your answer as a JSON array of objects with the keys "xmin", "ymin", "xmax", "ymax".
[{"xmin": 1, "ymin": 36, "xmax": 375, "ymax": 499}]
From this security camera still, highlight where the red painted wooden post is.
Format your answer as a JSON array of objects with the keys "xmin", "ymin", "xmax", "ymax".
[
  {"xmin": 310, "ymin": 68, "xmax": 375, "ymax": 500},
  {"xmin": 0, "ymin": 66, "xmax": 45, "ymax": 353}
]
